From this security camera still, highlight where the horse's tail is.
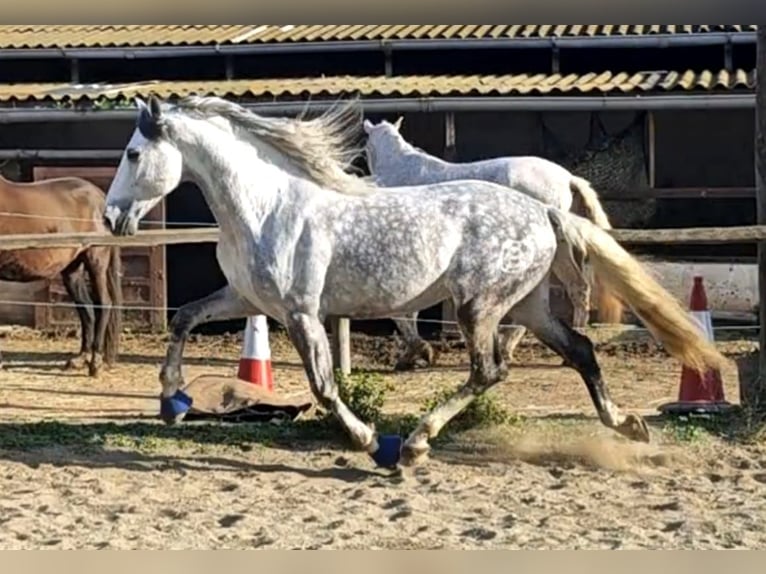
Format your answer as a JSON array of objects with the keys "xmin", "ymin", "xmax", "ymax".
[
  {"xmin": 569, "ymin": 176, "xmax": 612, "ymax": 230},
  {"xmin": 103, "ymin": 246, "xmax": 123, "ymax": 366},
  {"xmin": 568, "ymin": 176, "xmax": 625, "ymax": 325},
  {"xmin": 547, "ymin": 208, "xmax": 728, "ymax": 374}
]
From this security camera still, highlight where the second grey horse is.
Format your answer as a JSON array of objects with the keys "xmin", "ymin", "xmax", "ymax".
[{"xmin": 364, "ymin": 117, "xmax": 624, "ymax": 370}]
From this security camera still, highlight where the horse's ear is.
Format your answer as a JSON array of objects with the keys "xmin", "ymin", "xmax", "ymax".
[
  {"xmin": 137, "ymin": 95, "xmax": 164, "ymax": 140},
  {"xmin": 393, "ymin": 116, "xmax": 404, "ymax": 131},
  {"xmin": 148, "ymin": 95, "xmax": 162, "ymax": 119},
  {"xmin": 134, "ymin": 97, "xmax": 148, "ymax": 112},
  {"xmin": 363, "ymin": 119, "xmax": 374, "ymax": 134}
]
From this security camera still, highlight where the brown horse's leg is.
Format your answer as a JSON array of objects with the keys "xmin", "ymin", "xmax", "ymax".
[
  {"xmin": 61, "ymin": 260, "xmax": 95, "ymax": 371},
  {"xmin": 83, "ymin": 247, "xmax": 114, "ymax": 377}
]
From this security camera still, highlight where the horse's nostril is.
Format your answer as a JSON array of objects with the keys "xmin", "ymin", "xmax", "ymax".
[{"xmin": 103, "ymin": 205, "xmax": 123, "ymax": 233}]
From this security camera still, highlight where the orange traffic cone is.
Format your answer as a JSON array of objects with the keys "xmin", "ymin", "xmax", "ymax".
[
  {"xmin": 658, "ymin": 276, "xmax": 733, "ymax": 415},
  {"xmin": 237, "ymin": 315, "xmax": 274, "ymax": 391}
]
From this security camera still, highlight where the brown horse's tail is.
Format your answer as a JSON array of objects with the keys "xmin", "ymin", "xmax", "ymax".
[
  {"xmin": 548, "ymin": 208, "xmax": 728, "ymax": 373},
  {"xmin": 569, "ymin": 176, "xmax": 625, "ymax": 324},
  {"xmin": 103, "ymin": 246, "xmax": 123, "ymax": 366}
]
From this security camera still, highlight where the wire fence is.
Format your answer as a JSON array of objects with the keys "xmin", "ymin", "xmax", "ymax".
[{"xmin": 0, "ymin": 297, "xmax": 759, "ymax": 334}]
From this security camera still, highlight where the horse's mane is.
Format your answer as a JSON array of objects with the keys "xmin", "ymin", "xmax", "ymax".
[{"xmin": 173, "ymin": 96, "xmax": 377, "ymax": 196}]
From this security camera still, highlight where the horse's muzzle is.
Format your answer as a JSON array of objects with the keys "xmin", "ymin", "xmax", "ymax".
[{"xmin": 104, "ymin": 204, "xmax": 139, "ymax": 236}]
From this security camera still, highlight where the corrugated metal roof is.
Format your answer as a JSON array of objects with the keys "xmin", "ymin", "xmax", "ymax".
[
  {"xmin": 0, "ymin": 25, "xmax": 756, "ymax": 49},
  {"xmin": 0, "ymin": 69, "xmax": 754, "ymax": 104}
]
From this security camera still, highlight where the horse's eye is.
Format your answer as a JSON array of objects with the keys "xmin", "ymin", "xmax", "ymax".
[{"xmin": 126, "ymin": 148, "xmax": 140, "ymax": 162}]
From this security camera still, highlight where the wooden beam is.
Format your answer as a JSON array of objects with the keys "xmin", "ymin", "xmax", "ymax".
[
  {"xmin": 0, "ymin": 149, "xmax": 123, "ymax": 160},
  {"xmin": 9, "ymin": 223, "xmax": 766, "ymax": 253},
  {"xmin": 0, "ymin": 228, "xmax": 220, "ymax": 250},
  {"xmin": 599, "ymin": 187, "xmax": 756, "ymax": 200},
  {"xmin": 611, "ymin": 225, "xmax": 766, "ymax": 245},
  {"xmin": 753, "ymin": 24, "xmax": 766, "ymax": 409}
]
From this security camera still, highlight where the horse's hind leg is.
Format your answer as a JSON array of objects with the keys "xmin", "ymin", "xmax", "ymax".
[
  {"xmin": 402, "ymin": 298, "xmax": 508, "ymax": 466},
  {"xmin": 498, "ymin": 324, "xmax": 527, "ymax": 363},
  {"xmin": 549, "ymin": 240, "xmax": 592, "ymax": 367},
  {"xmin": 552, "ymin": 242, "xmax": 590, "ymax": 330},
  {"xmin": 61, "ymin": 258, "xmax": 95, "ymax": 371},
  {"xmin": 511, "ymin": 283, "xmax": 650, "ymax": 443},
  {"xmin": 83, "ymin": 247, "xmax": 114, "ymax": 377},
  {"xmin": 392, "ymin": 313, "xmax": 435, "ymax": 371}
]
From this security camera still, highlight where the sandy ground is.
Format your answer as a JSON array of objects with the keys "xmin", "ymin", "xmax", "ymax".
[{"xmin": 1, "ymin": 325, "xmax": 766, "ymax": 549}]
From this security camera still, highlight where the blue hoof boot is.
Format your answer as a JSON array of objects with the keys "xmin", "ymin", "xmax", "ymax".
[
  {"xmin": 160, "ymin": 390, "xmax": 193, "ymax": 421},
  {"xmin": 370, "ymin": 434, "xmax": 403, "ymax": 468}
]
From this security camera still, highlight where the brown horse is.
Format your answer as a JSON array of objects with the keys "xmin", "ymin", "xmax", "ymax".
[{"xmin": 0, "ymin": 173, "xmax": 122, "ymax": 376}]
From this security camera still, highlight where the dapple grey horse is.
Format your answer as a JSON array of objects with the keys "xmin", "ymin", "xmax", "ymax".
[{"xmin": 103, "ymin": 96, "xmax": 724, "ymax": 467}]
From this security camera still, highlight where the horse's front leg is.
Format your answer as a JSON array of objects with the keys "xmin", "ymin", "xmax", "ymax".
[
  {"xmin": 392, "ymin": 313, "xmax": 435, "ymax": 371},
  {"xmin": 159, "ymin": 285, "xmax": 258, "ymax": 417},
  {"xmin": 286, "ymin": 311, "xmax": 377, "ymax": 453}
]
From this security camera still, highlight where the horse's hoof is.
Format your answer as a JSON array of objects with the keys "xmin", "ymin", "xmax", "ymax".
[
  {"xmin": 159, "ymin": 390, "xmax": 193, "ymax": 424},
  {"xmin": 65, "ymin": 356, "xmax": 87, "ymax": 370},
  {"xmin": 400, "ymin": 443, "xmax": 430, "ymax": 467},
  {"xmin": 394, "ymin": 358, "xmax": 417, "ymax": 372},
  {"xmin": 394, "ymin": 344, "xmax": 435, "ymax": 372},
  {"xmin": 616, "ymin": 413, "xmax": 651, "ymax": 443},
  {"xmin": 370, "ymin": 434, "xmax": 403, "ymax": 468}
]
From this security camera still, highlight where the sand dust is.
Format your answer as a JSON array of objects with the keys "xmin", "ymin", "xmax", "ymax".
[{"xmin": 443, "ymin": 428, "xmax": 690, "ymax": 473}]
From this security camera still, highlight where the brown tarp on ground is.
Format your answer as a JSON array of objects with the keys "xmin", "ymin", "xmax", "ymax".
[{"xmin": 180, "ymin": 374, "xmax": 315, "ymax": 423}]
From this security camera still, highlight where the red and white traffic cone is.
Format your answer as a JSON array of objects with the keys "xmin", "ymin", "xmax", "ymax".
[
  {"xmin": 237, "ymin": 315, "xmax": 274, "ymax": 391},
  {"xmin": 658, "ymin": 276, "xmax": 733, "ymax": 415}
]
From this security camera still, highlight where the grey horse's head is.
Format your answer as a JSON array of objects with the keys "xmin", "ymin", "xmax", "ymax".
[{"xmin": 362, "ymin": 117, "xmax": 405, "ymax": 173}]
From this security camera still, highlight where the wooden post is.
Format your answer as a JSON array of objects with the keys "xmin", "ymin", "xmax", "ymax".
[
  {"xmin": 70, "ymin": 59, "xmax": 80, "ymax": 83},
  {"xmin": 752, "ymin": 25, "xmax": 766, "ymax": 409},
  {"xmin": 330, "ymin": 316, "xmax": 351, "ymax": 375},
  {"xmin": 647, "ymin": 111, "xmax": 656, "ymax": 188},
  {"xmin": 383, "ymin": 45, "xmax": 393, "ymax": 77},
  {"xmin": 441, "ymin": 111, "xmax": 461, "ymax": 338},
  {"xmin": 148, "ymin": 199, "xmax": 168, "ymax": 332},
  {"xmin": 225, "ymin": 56, "xmax": 235, "ymax": 80},
  {"xmin": 551, "ymin": 44, "xmax": 560, "ymax": 74}
]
